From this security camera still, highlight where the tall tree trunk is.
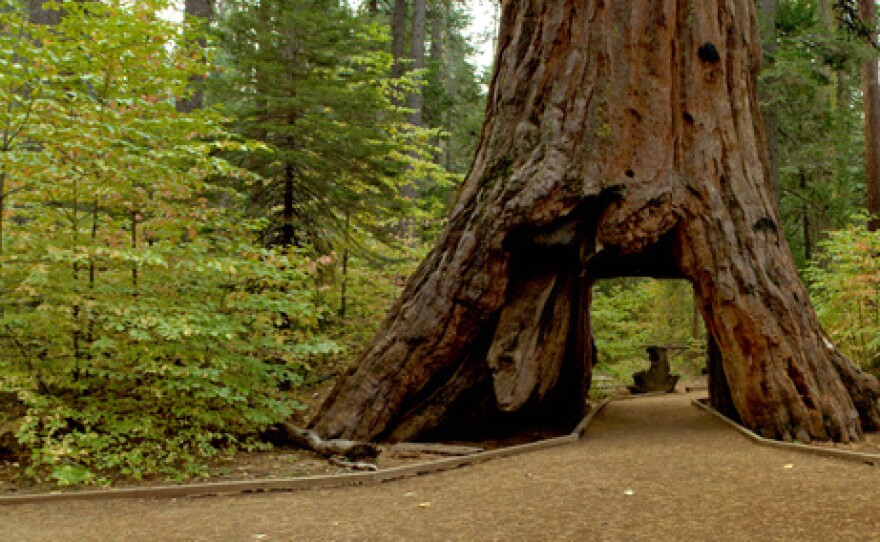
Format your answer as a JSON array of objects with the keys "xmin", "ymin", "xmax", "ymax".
[
  {"xmin": 282, "ymin": 163, "xmax": 295, "ymax": 247},
  {"xmin": 861, "ymin": 0, "xmax": 880, "ymax": 231},
  {"xmin": 176, "ymin": 0, "xmax": 213, "ymax": 113},
  {"xmin": 26, "ymin": 0, "xmax": 62, "ymax": 25},
  {"xmin": 428, "ymin": 0, "xmax": 443, "ymax": 131},
  {"xmin": 800, "ymin": 171, "xmax": 813, "ymax": 262},
  {"xmin": 308, "ymin": 0, "xmax": 880, "ymax": 444},
  {"xmin": 408, "ymin": 0, "xmax": 426, "ymax": 126},
  {"xmin": 757, "ymin": 0, "xmax": 779, "ymax": 201},
  {"xmin": 442, "ymin": 0, "xmax": 454, "ymax": 171},
  {"xmin": 390, "ymin": 0, "xmax": 408, "ymax": 80}
]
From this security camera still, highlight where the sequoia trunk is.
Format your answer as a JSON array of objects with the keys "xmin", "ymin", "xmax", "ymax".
[
  {"xmin": 310, "ymin": 0, "xmax": 880, "ymax": 443},
  {"xmin": 861, "ymin": 0, "xmax": 880, "ymax": 231}
]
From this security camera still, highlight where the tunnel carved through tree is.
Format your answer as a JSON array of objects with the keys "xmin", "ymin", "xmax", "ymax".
[{"xmin": 303, "ymin": 0, "xmax": 880, "ymax": 445}]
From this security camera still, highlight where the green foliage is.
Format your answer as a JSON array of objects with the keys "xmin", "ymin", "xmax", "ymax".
[
  {"xmin": 590, "ymin": 279, "xmax": 705, "ymax": 383},
  {"xmin": 324, "ymin": 243, "xmax": 427, "ymax": 352},
  {"xmin": 0, "ymin": 0, "xmax": 335, "ymax": 483},
  {"xmin": 763, "ymin": 0, "xmax": 868, "ymax": 266},
  {"xmin": 806, "ymin": 216, "xmax": 880, "ymax": 373},
  {"xmin": 422, "ymin": 1, "xmax": 488, "ymax": 177},
  {"xmin": 0, "ymin": 0, "xmax": 487, "ymax": 485},
  {"xmin": 210, "ymin": 0, "xmax": 455, "ymax": 250}
]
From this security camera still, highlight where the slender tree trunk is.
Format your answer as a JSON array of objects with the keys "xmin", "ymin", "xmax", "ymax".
[
  {"xmin": 339, "ymin": 215, "xmax": 351, "ymax": 319},
  {"xmin": 408, "ymin": 0, "xmax": 426, "ymax": 127},
  {"xmin": 282, "ymin": 163, "xmax": 294, "ymax": 247},
  {"xmin": 442, "ymin": 0, "xmax": 454, "ymax": 171},
  {"xmin": 308, "ymin": 0, "xmax": 880, "ymax": 444},
  {"xmin": 26, "ymin": 0, "xmax": 62, "ymax": 25},
  {"xmin": 757, "ymin": 0, "xmax": 779, "ymax": 201},
  {"xmin": 800, "ymin": 171, "xmax": 812, "ymax": 262},
  {"xmin": 176, "ymin": 0, "xmax": 213, "ymax": 113},
  {"xmin": 368, "ymin": 0, "xmax": 379, "ymax": 14},
  {"xmin": 131, "ymin": 211, "xmax": 138, "ymax": 292},
  {"xmin": 429, "ymin": 3, "xmax": 443, "ymax": 77},
  {"xmin": 0, "ymin": 169, "xmax": 3, "ymax": 302},
  {"xmin": 428, "ymin": 0, "xmax": 443, "ymax": 131},
  {"xmin": 391, "ymin": 0, "xmax": 408, "ymax": 80},
  {"xmin": 861, "ymin": 0, "xmax": 880, "ymax": 231}
]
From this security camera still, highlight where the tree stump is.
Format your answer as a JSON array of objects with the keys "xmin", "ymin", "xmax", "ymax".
[
  {"xmin": 628, "ymin": 346, "xmax": 680, "ymax": 394},
  {"xmin": 305, "ymin": 0, "xmax": 880, "ymax": 445}
]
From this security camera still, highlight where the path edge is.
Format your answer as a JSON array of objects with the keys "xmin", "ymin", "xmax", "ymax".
[
  {"xmin": 692, "ymin": 398, "xmax": 880, "ymax": 466},
  {"xmin": 0, "ymin": 398, "xmax": 613, "ymax": 506}
]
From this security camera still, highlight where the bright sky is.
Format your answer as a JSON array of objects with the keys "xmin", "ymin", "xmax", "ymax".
[{"xmin": 465, "ymin": 0, "xmax": 501, "ymax": 71}]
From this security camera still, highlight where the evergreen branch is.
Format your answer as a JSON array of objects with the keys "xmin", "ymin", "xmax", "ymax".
[{"xmin": 834, "ymin": 1, "xmax": 879, "ymax": 48}]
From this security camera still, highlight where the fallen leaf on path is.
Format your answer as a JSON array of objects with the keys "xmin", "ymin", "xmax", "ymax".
[
  {"xmin": 419, "ymin": 502, "xmax": 431, "ymax": 508},
  {"xmin": 624, "ymin": 489, "xmax": 634, "ymax": 496},
  {"xmin": 784, "ymin": 464, "xmax": 794, "ymax": 469}
]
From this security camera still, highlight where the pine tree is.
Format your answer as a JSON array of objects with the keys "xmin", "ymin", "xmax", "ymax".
[{"xmin": 212, "ymin": 0, "xmax": 435, "ymax": 249}]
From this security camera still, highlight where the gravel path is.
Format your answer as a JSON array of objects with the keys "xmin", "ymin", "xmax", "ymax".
[{"xmin": 4, "ymin": 393, "xmax": 880, "ymax": 541}]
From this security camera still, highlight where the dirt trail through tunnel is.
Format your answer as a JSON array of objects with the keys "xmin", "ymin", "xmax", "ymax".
[{"xmin": 4, "ymin": 394, "xmax": 880, "ymax": 541}]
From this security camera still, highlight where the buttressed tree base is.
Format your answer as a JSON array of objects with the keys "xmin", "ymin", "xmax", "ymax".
[{"xmin": 308, "ymin": 0, "xmax": 880, "ymax": 444}]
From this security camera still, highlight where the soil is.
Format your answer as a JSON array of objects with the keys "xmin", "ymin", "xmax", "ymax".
[
  {"xmin": 3, "ymin": 393, "xmax": 880, "ymax": 541},
  {"xmin": 0, "ymin": 414, "xmax": 572, "ymax": 497},
  {"xmin": 0, "ymin": 374, "xmax": 581, "ymax": 496},
  {"xmin": 3, "ymin": 376, "xmax": 878, "ymax": 498},
  {"xmin": 812, "ymin": 432, "xmax": 880, "ymax": 453}
]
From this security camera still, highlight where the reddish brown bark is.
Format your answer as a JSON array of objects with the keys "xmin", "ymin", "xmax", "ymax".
[
  {"xmin": 309, "ymin": 0, "xmax": 880, "ymax": 444},
  {"xmin": 861, "ymin": 0, "xmax": 880, "ymax": 231}
]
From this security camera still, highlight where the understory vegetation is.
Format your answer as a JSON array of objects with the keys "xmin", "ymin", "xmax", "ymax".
[{"xmin": 0, "ymin": 0, "xmax": 877, "ymax": 485}]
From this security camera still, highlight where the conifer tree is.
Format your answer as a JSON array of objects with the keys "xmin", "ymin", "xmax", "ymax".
[{"xmin": 212, "ymin": 0, "xmax": 436, "ymax": 249}]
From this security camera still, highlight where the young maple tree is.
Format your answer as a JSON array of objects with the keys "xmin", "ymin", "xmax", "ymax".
[{"xmin": 0, "ymin": 0, "xmax": 332, "ymax": 483}]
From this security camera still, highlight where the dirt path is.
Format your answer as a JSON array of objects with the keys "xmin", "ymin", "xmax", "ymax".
[{"xmin": 4, "ymin": 394, "xmax": 880, "ymax": 541}]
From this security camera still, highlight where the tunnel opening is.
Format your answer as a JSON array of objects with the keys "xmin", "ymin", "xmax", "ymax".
[{"xmin": 589, "ymin": 277, "xmax": 707, "ymax": 398}]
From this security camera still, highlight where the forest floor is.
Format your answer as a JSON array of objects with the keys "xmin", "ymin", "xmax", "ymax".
[
  {"xmin": 4, "ymin": 393, "xmax": 880, "ymax": 541},
  {"xmin": 0, "ymin": 372, "xmax": 568, "ymax": 495}
]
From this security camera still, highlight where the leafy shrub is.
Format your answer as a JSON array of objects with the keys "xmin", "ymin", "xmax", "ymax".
[
  {"xmin": 4, "ymin": 240, "xmax": 335, "ymax": 483},
  {"xmin": 806, "ymin": 217, "xmax": 880, "ymax": 374},
  {"xmin": 0, "ymin": 1, "xmax": 336, "ymax": 483}
]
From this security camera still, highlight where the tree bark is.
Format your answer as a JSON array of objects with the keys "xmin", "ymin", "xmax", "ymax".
[
  {"xmin": 390, "ymin": 0, "xmax": 408, "ymax": 80},
  {"xmin": 428, "ymin": 0, "xmax": 443, "ymax": 128},
  {"xmin": 282, "ymin": 163, "xmax": 295, "ymax": 247},
  {"xmin": 26, "ymin": 0, "xmax": 63, "ymax": 25},
  {"xmin": 176, "ymin": 0, "xmax": 213, "ymax": 113},
  {"xmin": 309, "ymin": 0, "xmax": 880, "ymax": 444},
  {"xmin": 800, "ymin": 170, "xmax": 812, "ymax": 262},
  {"xmin": 861, "ymin": 0, "xmax": 880, "ymax": 231},
  {"xmin": 408, "ymin": 0, "xmax": 426, "ymax": 126}
]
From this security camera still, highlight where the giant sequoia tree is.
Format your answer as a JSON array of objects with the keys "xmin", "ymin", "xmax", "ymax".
[{"xmin": 308, "ymin": 0, "xmax": 880, "ymax": 444}]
